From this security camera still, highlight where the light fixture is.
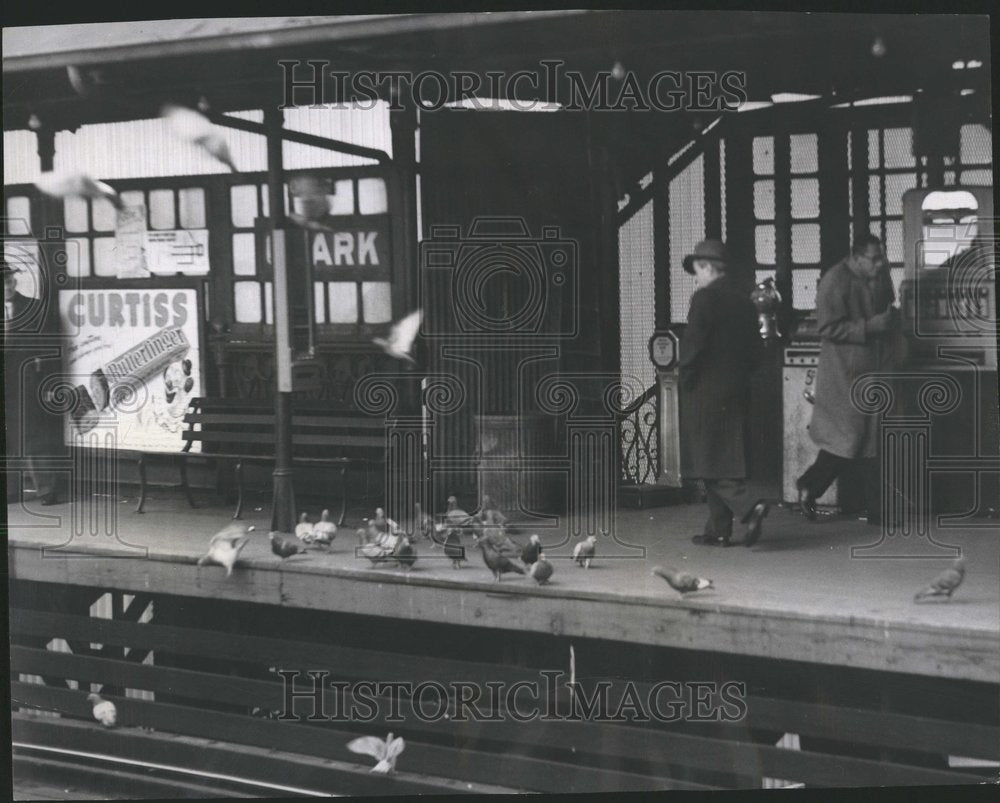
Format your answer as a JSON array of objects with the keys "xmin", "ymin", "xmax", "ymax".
[
  {"xmin": 871, "ymin": 37, "xmax": 887, "ymax": 57},
  {"xmin": 611, "ymin": 61, "xmax": 626, "ymax": 81},
  {"xmin": 952, "ymin": 61, "xmax": 966, "ymax": 70},
  {"xmin": 770, "ymin": 93, "xmax": 822, "ymax": 103},
  {"xmin": 967, "ymin": 59, "xmax": 982, "ymax": 69}
]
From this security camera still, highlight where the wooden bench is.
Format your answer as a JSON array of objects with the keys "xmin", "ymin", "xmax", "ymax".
[{"xmin": 158, "ymin": 397, "xmax": 386, "ymax": 523}]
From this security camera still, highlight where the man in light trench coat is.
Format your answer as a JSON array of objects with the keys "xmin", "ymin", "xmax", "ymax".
[{"xmin": 797, "ymin": 233, "xmax": 898, "ymax": 523}]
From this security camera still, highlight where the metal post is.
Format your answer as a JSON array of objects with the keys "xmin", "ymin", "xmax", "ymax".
[{"xmin": 264, "ymin": 106, "xmax": 296, "ymax": 534}]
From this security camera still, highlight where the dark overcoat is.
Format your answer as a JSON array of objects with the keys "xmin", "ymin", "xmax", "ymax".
[
  {"xmin": 679, "ymin": 275, "xmax": 762, "ymax": 479},
  {"xmin": 809, "ymin": 258, "xmax": 896, "ymax": 459}
]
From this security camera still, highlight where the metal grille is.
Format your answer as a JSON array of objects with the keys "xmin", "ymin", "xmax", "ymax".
[
  {"xmin": 618, "ymin": 199, "xmax": 656, "ymax": 397},
  {"xmin": 669, "ymin": 154, "xmax": 705, "ymax": 322}
]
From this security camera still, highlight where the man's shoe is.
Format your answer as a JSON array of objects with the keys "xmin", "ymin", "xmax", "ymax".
[
  {"xmin": 691, "ymin": 534, "xmax": 731, "ymax": 547},
  {"xmin": 798, "ymin": 487, "xmax": 817, "ymax": 522},
  {"xmin": 38, "ymin": 494, "xmax": 58, "ymax": 506},
  {"xmin": 744, "ymin": 502, "xmax": 770, "ymax": 547}
]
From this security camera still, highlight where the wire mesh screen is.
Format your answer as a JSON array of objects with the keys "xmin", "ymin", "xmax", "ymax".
[
  {"xmin": 618, "ymin": 199, "xmax": 656, "ymax": 397},
  {"xmin": 960, "ymin": 123, "xmax": 992, "ymax": 165},
  {"xmin": 669, "ymin": 154, "xmax": 705, "ymax": 322}
]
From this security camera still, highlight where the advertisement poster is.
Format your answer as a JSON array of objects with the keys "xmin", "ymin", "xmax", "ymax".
[
  {"xmin": 145, "ymin": 229, "xmax": 210, "ymax": 275},
  {"xmin": 58, "ymin": 288, "xmax": 202, "ymax": 452},
  {"xmin": 115, "ymin": 203, "xmax": 150, "ymax": 279}
]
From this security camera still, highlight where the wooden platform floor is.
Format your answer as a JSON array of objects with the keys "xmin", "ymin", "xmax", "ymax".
[{"xmin": 6, "ymin": 492, "xmax": 999, "ymax": 683}]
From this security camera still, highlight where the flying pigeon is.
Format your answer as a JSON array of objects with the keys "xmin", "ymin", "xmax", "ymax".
[
  {"xmin": 529, "ymin": 556, "xmax": 553, "ymax": 585},
  {"xmin": 444, "ymin": 528, "xmax": 466, "ymax": 568},
  {"xmin": 66, "ymin": 65, "xmax": 107, "ymax": 98},
  {"xmin": 161, "ymin": 103, "xmax": 238, "ymax": 172},
  {"xmin": 197, "ymin": 523, "xmax": 255, "ymax": 577},
  {"xmin": 521, "ymin": 534, "xmax": 542, "ymax": 567},
  {"xmin": 295, "ymin": 512, "xmax": 315, "ymax": 541},
  {"xmin": 474, "ymin": 535, "xmax": 525, "ymax": 583},
  {"xmin": 573, "ymin": 535, "xmax": 597, "ymax": 569},
  {"xmin": 372, "ymin": 309, "xmax": 422, "ymax": 364},
  {"xmin": 652, "ymin": 566, "xmax": 714, "ymax": 594},
  {"xmin": 310, "ymin": 509, "xmax": 338, "ymax": 547},
  {"xmin": 270, "ymin": 531, "xmax": 309, "ymax": 560},
  {"xmin": 914, "ymin": 558, "xmax": 966, "ymax": 602},
  {"xmin": 35, "ymin": 171, "xmax": 123, "ymax": 210},
  {"xmin": 87, "ymin": 693, "xmax": 117, "ymax": 727},
  {"xmin": 347, "ymin": 732, "xmax": 405, "ymax": 774}
]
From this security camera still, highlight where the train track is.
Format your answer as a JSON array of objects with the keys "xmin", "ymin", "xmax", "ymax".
[{"xmin": 13, "ymin": 743, "xmax": 335, "ymax": 799}]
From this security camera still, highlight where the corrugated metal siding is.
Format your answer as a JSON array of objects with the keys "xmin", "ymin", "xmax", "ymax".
[{"xmin": 4, "ymin": 104, "xmax": 391, "ymax": 183}]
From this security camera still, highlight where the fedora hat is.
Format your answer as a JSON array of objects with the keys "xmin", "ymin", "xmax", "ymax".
[{"xmin": 683, "ymin": 239, "xmax": 730, "ymax": 275}]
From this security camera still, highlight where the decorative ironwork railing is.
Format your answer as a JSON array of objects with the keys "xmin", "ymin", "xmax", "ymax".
[{"xmin": 617, "ymin": 383, "xmax": 659, "ymax": 486}]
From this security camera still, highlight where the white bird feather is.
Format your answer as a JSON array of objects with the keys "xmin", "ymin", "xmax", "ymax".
[
  {"xmin": 373, "ymin": 309, "xmax": 422, "ymax": 364},
  {"xmin": 347, "ymin": 732, "xmax": 405, "ymax": 773},
  {"xmin": 35, "ymin": 171, "xmax": 122, "ymax": 210},
  {"xmin": 161, "ymin": 103, "xmax": 238, "ymax": 172}
]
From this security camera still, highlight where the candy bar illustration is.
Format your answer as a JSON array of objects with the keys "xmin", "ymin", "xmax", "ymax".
[{"xmin": 69, "ymin": 327, "xmax": 191, "ymax": 433}]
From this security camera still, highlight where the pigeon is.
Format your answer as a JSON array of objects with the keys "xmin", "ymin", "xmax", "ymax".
[
  {"xmin": 35, "ymin": 170, "xmax": 123, "ymax": 210},
  {"xmin": 478, "ymin": 495, "xmax": 508, "ymax": 527},
  {"xmin": 521, "ymin": 534, "xmax": 542, "ymax": 567},
  {"xmin": 270, "ymin": 531, "xmax": 309, "ymax": 560},
  {"xmin": 372, "ymin": 507, "xmax": 399, "ymax": 535},
  {"xmin": 310, "ymin": 509, "xmax": 338, "ymax": 547},
  {"xmin": 443, "ymin": 528, "xmax": 466, "ymax": 568},
  {"xmin": 373, "ymin": 309, "xmax": 422, "ymax": 364},
  {"xmin": 394, "ymin": 534, "xmax": 418, "ymax": 571},
  {"xmin": 197, "ymin": 523, "xmax": 255, "ymax": 577},
  {"xmin": 573, "ymin": 535, "xmax": 597, "ymax": 569},
  {"xmin": 483, "ymin": 526, "xmax": 522, "ymax": 559},
  {"xmin": 161, "ymin": 103, "xmax": 238, "ymax": 172},
  {"xmin": 652, "ymin": 566, "xmax": 714, "ymax": 594},
  {"xmin": 529, "ymin": 556, "xmax": 553, "ymax": 585},
  {"xmin": 474, "ymin": 535, "xmax": 525, "ymax": 583},
  {"xmin": 914, "ymin": 558, "xmax": 966, "ymax": 602},
  {"xmin": 347, "ymin": 732, "xmax": 405, "ymax": 774},
  {"xmin": 295, "ymin": 512, "xmax": 315, "ymax": 541},
  {"xmin": 444, "ymin": 495, "xmax": 471, "ymax": 526},
  {"xmin": 87, "ymin": 693, "xmax": 117, "ymax": 727}
]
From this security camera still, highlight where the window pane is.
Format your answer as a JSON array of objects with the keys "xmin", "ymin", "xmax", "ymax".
[
  {"xmin": 792, "ymin": 223, "xmax": 821, "ymax": 264},
  {"xmin": 753, "ymin": 180, "xmax": 774, "ymax": 221},
  {"xmin": 92, "ymin": 197, "xmax": 118, "ymax": 232},
  {"xmin": 329, "ymin": 179, "xmax": 354, "ymax": 215},
  {"xmin": 960, "ymin": 124, "xmax": 992, "ymax": 165},
  {"xmin": 234, "ymin": 281, "xmax": 262, "ymax": 323},
  {"xmin": 883, "ymin": 128, "xmax": 915, "ymax": 169},
  {"xmin": 790, "ymin": 133, "xmax": 818, "ymax": 174},
  {"xmin": 63, "ymin": 197, "xmax": 88, "ymax": 233},
  {"xmin": 755, "ymin": 225, "xmax": 775, "ymax": 265},
  {"xmin": 868, "ymin": 129, "xmax": 880, "ymax": 170},
  {"xmin": 885, "ymin": 173, "xmax": 917, "ymax": 216},
  {"xmin": 885, "ymin": 219, "xmax": 903, "ymax": 263},
  {"xmin": 314, "ymin": 281, "xmax": 327, "ymax": 324},
  {"xmin": 792, "ymin": 268, "xmax": 821, "ymax": 309},
  {"xmin": 869, "ymin": 175, "xmax": 882, "ymax": 218},
  {"xmin": 752, "ymin": 136, "xmax": 774, "ymax": 175},
  {"xmin": 791, "ymin": 178, "xmax": 819, "ymax": 219},
  {"xmin": 232, "ymin": 233, "xmax": 256, "ymax": 276},
  {"xmin": 358, "ymin": 178, "xmax": 388, "ymax": 214},
  {"xmin": 120, "ymin": 190, "xmax": 145, "ymax": 210},
  {"xmin": 149, "ymin": 189, "xmax": 176, "ymax": 230},
  {"xmin": 178, "ymin": 188, "xmax": 206, "ymax": 229},
  {"xmin": 362, "ymin": 282, "xmax": 392, "ymax": 323},
  {"xmin": 328, "ymin": 281, "xmax": 358, "ymax": 323},
  {"xmin": 231, "ymin": 185, "xmax": 258, "ymax": 228},
  {"xmin": 93, "ymin": 237, "xmax": 117, "ymax": 277},
  {"xmin": 960, "ymin": 168, "xmax": 993, "ymax": 185},
  {"xmin": 264, "ymin": 281, "xmax": 274, "ymax": 325},
  {"xmin": 65, "ymin": 237, "xmax": 91, "ymax": 277}
]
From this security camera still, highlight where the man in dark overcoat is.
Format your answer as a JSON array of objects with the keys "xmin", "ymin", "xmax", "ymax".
[
  {"xmin": 4, "ymin": 261, "xmax": 59, "ymax": 505},
  {"xmin": 679, "ymin": 240, "xmax": 769, "ymax": 547},
  {"xmin": 797, "ymin": 234, "xmax": 897, "ymax": 522}
]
